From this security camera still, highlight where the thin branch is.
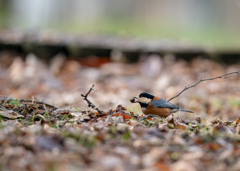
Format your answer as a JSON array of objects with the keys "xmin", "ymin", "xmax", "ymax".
[
  {"xmin": 168, "ymin": 70, "xmax": 240, "ymax": 102},
  {"xmin": 81, "ymin": 84, "xmax": 103, "ymax": 115}
]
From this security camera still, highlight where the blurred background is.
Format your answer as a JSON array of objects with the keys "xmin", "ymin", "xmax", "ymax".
[
  {"xmin": 0, "ymin": 0, "xmax": 240, "ymax": 120},
  {"xmin": 1, "ymin": 0, "xmax": 240, "ymax": 47}
]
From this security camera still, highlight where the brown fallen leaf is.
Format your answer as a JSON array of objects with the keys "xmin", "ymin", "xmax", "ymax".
[
  {"xmin": 111, "ymin": 112, "xmax": 132, "ymax": 120},
  {"xmin": 127, "ymin": 119, "xmax": 145, "ymax": 127},
  {"xmin": 114, "ymin": 104, "xmax": 127, "ymax": 112},
  {"xmin": 195, "ymin": 115, "xmax": 201, "ymax": 124},
  {"xmin": 165, "ymin": 114, "xmax": 175, "ymax": 128},
  {"xmin": 206, "ymin": 142, "xmax": 222, "ymax": 151},
  {"xmin": 2, "ymin": 104, "xmax": 15, "ymax": 108},
  {"xmin": 176, "ymin": 122, "xmax": 188, "ymax": 130},
  {"xmin": 193, "ymin": 137, "xmax": 204, "ymax": 145},
  {"xmin": 0, "ymin": 110, "xmax": 24, "ymax": 119},
  {"xmin": 154, "ymin": 161, "xmax": 170, "ymax": 171},
  {"xmin": 143, "ymin": 115, "xmax": 153, "ymax": 121},
  {"xmin": 212, "ymin": 124, "xmax": 233, "ymax": 135},
  {"xmin": 158, "ymin": 123, "xmax": 169, "ymax": 132},
  {"xmin": 165, "ymin": 114, "xmax": 174, "ymax": 124}
]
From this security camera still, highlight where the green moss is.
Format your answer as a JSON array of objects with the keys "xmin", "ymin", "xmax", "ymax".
[
  {"xmin": 121, "ymin": 130, "xmax": 131, "ymax": 142},
  {"xmin": 62, "ymin": 131, "xmax": 97, "ymax": 148}
]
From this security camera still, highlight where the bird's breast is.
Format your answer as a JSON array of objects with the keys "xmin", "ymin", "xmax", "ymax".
[{"xmin": 143, "ymin": 104, "xmax": 171, "ymax": 117}]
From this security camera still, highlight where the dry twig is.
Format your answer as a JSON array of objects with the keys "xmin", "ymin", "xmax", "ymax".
[
  {"xmin": 81, "ymin": 84, "xmax": 103, "ymax": 114},
  {"xmin": 168, "ymin": 70, "xmax": 240, "ymax": 102}
]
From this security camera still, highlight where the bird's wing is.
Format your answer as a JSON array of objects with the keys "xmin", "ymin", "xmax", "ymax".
[{"xmin": 150, "ymin": 98, "xmax": 178, "ymax": 109}]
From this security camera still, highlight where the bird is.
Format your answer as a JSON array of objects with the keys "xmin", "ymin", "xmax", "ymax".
[{"xmin": 130, "ymin": 92, "xmax": 193, "ymax": 117}]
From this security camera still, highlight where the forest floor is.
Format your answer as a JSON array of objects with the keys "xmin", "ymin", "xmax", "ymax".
[{"xmin": 0, "ymin": 53, "xmax": 240, "ymax": 171}]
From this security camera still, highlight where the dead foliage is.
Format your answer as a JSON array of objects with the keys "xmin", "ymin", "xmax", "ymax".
[
  {"xmin": 1, "ymin": 92, "xmax": 240, "ymax": 171},
  {"xmin": 0, "ymin": 54, "xmax": 240, "ymax": 170}
]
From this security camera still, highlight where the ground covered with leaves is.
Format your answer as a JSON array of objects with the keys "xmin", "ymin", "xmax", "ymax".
[
  {"xmin": 1, "ymin": 98, "xmax": 240, "ymax": 171},
  {"xmin": 0, "ymin": 53, "xmax": 240, "ymax": 170}
]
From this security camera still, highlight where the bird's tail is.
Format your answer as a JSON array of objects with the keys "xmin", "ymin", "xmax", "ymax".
[{"xmin": 178, "ymin": 109, "xmax": 194, "ymax": 113}]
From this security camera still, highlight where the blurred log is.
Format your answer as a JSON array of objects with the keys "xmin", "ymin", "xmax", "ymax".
[{"xmin": 0, "ymin": 30, "xmax": 240, "ymax": 64}]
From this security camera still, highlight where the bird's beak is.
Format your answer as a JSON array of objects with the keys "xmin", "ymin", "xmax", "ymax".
[{"xmin": 130, "ymin": 97, "xmax": 139, "ymax": 103}]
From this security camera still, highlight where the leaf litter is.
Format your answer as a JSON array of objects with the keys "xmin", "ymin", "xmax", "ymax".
[
  {"xmin": 0, "ymin": 54, "xmax": 240, "ymax": 170},
  {"xmin": 0, "ymin": 95, "xmax": 240, "ymax": 171}
]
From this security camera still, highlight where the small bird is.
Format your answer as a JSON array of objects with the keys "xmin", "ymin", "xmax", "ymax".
[{"xmin": 130, "ymin": 92, "xmax": 193, "ymax": 117}]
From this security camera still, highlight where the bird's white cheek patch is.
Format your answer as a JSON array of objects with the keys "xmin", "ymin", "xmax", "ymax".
[{"xmin": 138, "ymin": 97, "xmax": 152, "ymax": 104}]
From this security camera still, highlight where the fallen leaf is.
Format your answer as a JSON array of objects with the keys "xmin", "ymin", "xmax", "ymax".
[
  {"xmin": 213, "ymin": 124, "xmax": 233, "ymax": 135},
  {"xmin": 127, "ymin": 119, "xmax": 144, "ymax": 127},
  {"xmin": 195, "ymin": 115, "xmax": 201, "ymax": 124},
  {"xmin": 0, "ymin": 110, "xmax": 24, "ymax": 119},
  {"xmin": 154, "ymin": 161, "xmax": 170, "ymax": 171},
  {"xmin": 176, "ymin": 122, "xmax": 188, "ymax": 130},
  {"xmin": 206, "ymin": 142, "xmax": 221, "ymax": 151},
  {"xmin": 111, "ymin": 112, "xmax": 132, "ymax": 120}
]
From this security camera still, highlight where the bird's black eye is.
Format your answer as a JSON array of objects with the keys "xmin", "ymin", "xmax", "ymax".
[{"xmin": 139, "ymin": 92, "xmax": 154, "ymax": 99}]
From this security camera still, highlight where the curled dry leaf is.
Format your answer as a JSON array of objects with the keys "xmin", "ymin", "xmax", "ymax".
[
  {"xmin": 195, "ymin": 115, "xmax": 201, "ymax": 124},
  {"xmin": 128, "ymin": 119, "xmax": 145, "ymax": 127},
  {"xmin": 80, "ymin": 115, "xmax": 91, "ymax": 122},
  {"xmin": 35, "ymin": 114, "xmax": 46, "ymax": 121},
  {"xmin": 111, "ymin": 112, "xmax": 132, "ymax": 120},
  {"xmin": 114, "ymin": 116, "xmax": 124, "ymax": 123},
  {"xmin": 165, "ymin": 114, "xmax": 175, "ymax": 128},
  {"xmin": 142, "ymin": 115, "xmax": 153, "ymax": 121},
  {"xmin": 212, "ymin": 124, "xmax": 233, "ymax": 135},
  {"xmin": 158, "ymin": 123, "xmax": 169, "ymax": 132},
  {"xmin": 177, "ymin": 117, "xmax": 189, "ymax": 125},
  {"xmin": 165, "ymin": 114, "xmax": 174, "ymax": 123},
  {"xmin": 175, "ymin": 122, "xmax": 188, "ymax": 130},
  {"xmin": 206, "ymin": 142, "xmax": 222, "ymax": 151},
  {"xmin": 154, "ymin": 162, "xmax": 170, "ymax": 171},
  {"xmin": 0, "ymin": 110, "xmax": 24, "ymax": 119}
]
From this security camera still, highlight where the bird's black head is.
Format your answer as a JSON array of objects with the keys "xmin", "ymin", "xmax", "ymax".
[
  {"xmin": 139, "ymin": 92, "xmax": 154, "ymax": 100},
  {"xmin": 130, "ymin": 92, "xmax": 154, "ymax": 109}
]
